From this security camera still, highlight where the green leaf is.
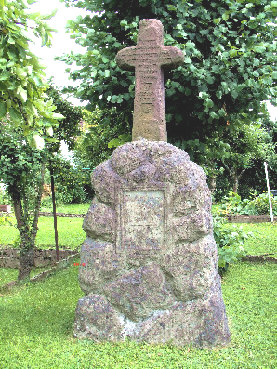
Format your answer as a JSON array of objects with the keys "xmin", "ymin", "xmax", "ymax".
[
  {"xmin": 216, "ymin": 90, "xmax": 222, "ymax": 99},
  {"xmin": 0, "ymin": 72, "xmax": 9, "ymax": 81},
  {"xmin": 210, "ymin": 112, "xmax": 219, "ymax": 119},
  {"xmin": 41, "ymin": 32, "xmax": 48, "ymax": 47},
  {"xmin": 9, "ymin": 107, "xmax": 22, "ymax": 123},
  {"xmin": 17, "ymin": 86, "xmax": 28, "ymax": 102},
  {"xmin": 16, "ymin": 67, "xmax": 27, "ymax": 79},
  {"xmin": 254, "ymin": 45, "xmax": 266, "ymax": 53},
  {"xmin": 205, "ymin": 98, "xmax": 214, "ymax": 108},
  {"xmin": 40, "ymin": 8, "xmax": 58, "ymax": 20},
  {"xmin": 207, "ymin": 76, "xmax": 214, "ymax": 84},
  {"xmin": 104, "ymin": 70, "xmax": 110, "ymax": 77},
  {"xmin": 32, "ymin": 133, "xmax": 45, "ymax": 150},
  {"xmin": 102, "ymin": 56, "xmax": 109, "ymax": 63},
  {"xmin": 230, "ymin": 49, "xmax": 237, "ymax": 58},
  {"xmin": 231, "ymin": 89, "xmax": 238, "ymax": 99},
  {"xmin": 108, "ymin": 138, "xmax": 121, "ymax": 148},
  {"xmin": 0, "ymin": 100, "xmax": 7, "ymax": 118}
]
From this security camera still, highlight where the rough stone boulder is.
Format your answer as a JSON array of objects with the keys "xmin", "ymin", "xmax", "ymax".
[{"xmin": 74, "ymin": 140, "xmax": 231, "ymax": 347}]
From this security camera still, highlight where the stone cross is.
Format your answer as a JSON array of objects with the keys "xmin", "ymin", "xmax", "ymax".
[{"xmin": 116, "ymin": 19, "xmax": 184, "ymax": 142}]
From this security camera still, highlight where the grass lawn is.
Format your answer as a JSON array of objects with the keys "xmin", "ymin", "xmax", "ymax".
[
  {"xmin": 0, "ymin": 265, "xmax": 62, "ymax": 288},
  {"xmin": 222, "ymin": 222, "xmax": 277, "ymax": 257},
  {"xmin": 0, "ymin": 216, "xmax": 85, "ymax": 249},
  {"xmin": 238, "ymin": 223, "xmax": 277, "ymax": 256},
  {"xmin": 0, "ymin": 259, "xmax": 276, "ymax": 368},
  {"xmin": 40, "ymin": 203, "xmax": 91, "ymax": 214}
]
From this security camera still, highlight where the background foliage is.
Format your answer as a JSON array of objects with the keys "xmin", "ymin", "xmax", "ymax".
[
  {"xmin": 0, "ymin": 0, "xmax": 63, "ymax": 147},
  {"xmin": 61, "ymin": 0, "xmax": 277, "ymax": 197}
]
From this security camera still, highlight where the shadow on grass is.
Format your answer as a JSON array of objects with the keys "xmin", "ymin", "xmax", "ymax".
[{"xmin": 1, "ymin": 265, "xmax": 83, "ymax": 338}]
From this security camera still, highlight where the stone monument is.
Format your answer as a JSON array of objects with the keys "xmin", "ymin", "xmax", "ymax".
[{"xmin": 73, "ymin": 19, "xmax": 231, "ymax": 348}]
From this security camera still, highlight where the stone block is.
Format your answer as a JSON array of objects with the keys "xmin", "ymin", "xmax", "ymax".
[
  {"xmin": 75, "ymin": 140, "xmax": 230, "ymax": 347},
  {"xmin": 73, "ymin": 294, "xmax": 124, "ymax": 341}
]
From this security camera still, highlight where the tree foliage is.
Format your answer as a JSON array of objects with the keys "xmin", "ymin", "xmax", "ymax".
[
  {"xmin": 0, "ymin": 122, "xmax": 47, "ymax": 280},
  {"xmin": 46, "ymin": 84, "xmax": 83, "ymax": 151},
  {"xmin": 74, "ymin": 108, "xmax": 131, "ymax": 170},
  {"xmin": 0, "ymin": 0, "xmax": 67, "ymax": 280},
  {"xmin": 220, "ymin": 120, "xmax": 276, "ymax": 192},
  {"xmin": 61, "ymin": 0, "xmax": 277, "ymax": 148},
  {"xmin": 0, "ymin": 0, "xmax": 63, "ymax": 147}
]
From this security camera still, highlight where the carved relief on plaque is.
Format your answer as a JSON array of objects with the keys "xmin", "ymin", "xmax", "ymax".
[{"xmin": 116, "ymin": 190, "xmax": 165, "ymax": 253}]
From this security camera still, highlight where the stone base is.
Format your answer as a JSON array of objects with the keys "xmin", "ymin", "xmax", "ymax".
[
  {"xmin": 74, "ymin": 140, "xmax": 231, "ymax": 347},
  {"xmin": 73, "ymin": 281, "xmax": 230, "ymax": 347}
]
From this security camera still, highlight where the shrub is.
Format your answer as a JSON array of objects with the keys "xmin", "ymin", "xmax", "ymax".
[
  {"xmin": 50, "ymin": 158, "xmax": 92, "ymax": 204},
  {"xmin": 213, "ymin": 215, "xmax": 251, "ymax": 274},
  {"xmin": 0, "ymin": 186, "xmax": 10, "ymax": 205},
  {"xmin": 215, "ymin": 191, "xmax": 277, "ymax": 216},
  {"xmin": 247, "ymin": 192, "xmax": 277, "ymax": 216}
]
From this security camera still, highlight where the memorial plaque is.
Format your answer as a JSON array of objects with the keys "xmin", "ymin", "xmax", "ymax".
[{"xmin": 116, "ymin": 190, "xmax": 165, "ymax": 252}]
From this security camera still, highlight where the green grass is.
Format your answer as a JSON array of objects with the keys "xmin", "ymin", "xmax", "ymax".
[
  {"xmin": 223, "ymin": 222, "xmax": 277, "ymax": 257},
  {"xmin": 0, "ymin": 217, "xmax": 85, "ymax": 249},
  {"xmin": 0, "ymin": 261, "xmax": 276, "ymax": 368},
  {"xmin": 0, "ymin": 222, "xmax": 276, "ymax": 367},
  {"xmin": 1, "ymin": 216, "xmax": 276, "ymax": 257},
  {"xmin": 0, "ymin": 268, "xmax": 18, "ymax": 287},
  {"xmin": 40, "ymin": 203, "xmax": 90, "ymax": 214},
  {"xmin": 0, "ymin": 266, "xmax": 56, "ymax": 288},
  {"xmin": 239, "ymin": 223, "xmax": 277, "ymax": 256}
]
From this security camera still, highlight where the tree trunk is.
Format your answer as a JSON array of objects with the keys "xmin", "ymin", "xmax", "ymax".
[
  {"xmin": 11, "ymin": 162, "xmax": 46, "ymax": 281},
  {"xmin": 50, "ymin": 165, "xmax": 59, "ymax": 261},
  {"xmin": 11, "ymin": 190, "xmax": 34, "ymax": 281},
  {"xmin": 208, "ymin": 174, "xmax": 217, "ymax": 194},
  {"xmin": 18, "ymin": 239, "xmax": 34, "ymax": 281},
  {"xmin": 231, "ymin": 170, "xmax": 239, "ymax": 193}
]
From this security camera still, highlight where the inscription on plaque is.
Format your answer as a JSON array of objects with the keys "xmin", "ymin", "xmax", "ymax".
[{"xmin": 117, "ymin": 190, "xmax": 165, "ymax": 252}]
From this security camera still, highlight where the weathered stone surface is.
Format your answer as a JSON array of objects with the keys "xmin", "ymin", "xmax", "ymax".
[
  {"xmin": 116, "ymin": 19, "xmax": 184, "ymax": 141},
  {"xmin": 103, "ymin": 264, "xmax": 175, "ymax": 321},
  {"xmin": 79, "ymin": 239, "xmax": 121, "ymax": 294},
  {"xmin": 74, "ymin": 140, "xmax": 231, "ymax": 347},
  {"xmin": 73, "ymin": 294, "xmax": 124, "ymax": 341},
  {"xmin": 83, "ymin": 199, "xmax": 115, "ymax": 241},
  {"xmin": 135, "ymin": 295, "xmax": 230, "ymax": 347}
]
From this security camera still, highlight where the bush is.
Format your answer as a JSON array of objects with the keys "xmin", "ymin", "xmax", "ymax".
[
  {"xmin": 248, "ymin": 192, "xmax": 277, "ymax": 215},
  {"xmin": 0, "ymin": 186, "xmax": 10, "ymax": 205},
  {"xmin": 215, "ymin": 191, "xmax": 277, "ymax": 216},
  {"xmin": 213, "ymin": 215, "xmax": 251, "ymax": 274},
  {"xmin": 50, "ymin": 158, "xmax": 92, "ymax": 204}
]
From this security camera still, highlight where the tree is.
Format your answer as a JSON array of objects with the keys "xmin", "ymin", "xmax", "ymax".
[
  {"xmin": 46, "ymin": 84, "xmax": 83, "ymax": 151},
  {"xmin": 0, "ymin": 122, "xmax": 47, "ymax": 280},
  {"xmin": 0, "ymin": 0, "xmax": 63, "ymax": 146},
  {"xmin": 0, "ymin": 0, "xmax": 64, "ymax": 280},
  {"xmin": 45, "ymin": 84, "xmax": 83, "ymax": 260},
  {"xmin": 220, "ymin": 121, "xmax": 276, "ymax": 193},
  {"xmin": 73, "ymin": 107, "xmax": 131, "ymax": 171},
  {"xmin": 231, "ymin": 113, "xmax": 277, "ymax": 198},
  {"xmin": 61, "ymin": 0, "xmax": 276, "ymax": 162}
]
